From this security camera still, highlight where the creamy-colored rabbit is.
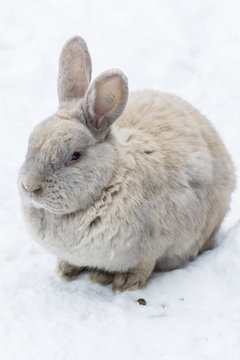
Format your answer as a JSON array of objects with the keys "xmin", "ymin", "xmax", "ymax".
[{"xmin": 18, "ymin": 36, "xmax": 236, "ymax": 292}]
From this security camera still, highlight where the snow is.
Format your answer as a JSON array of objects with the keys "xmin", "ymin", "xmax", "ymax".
[{"xmin": 0, "ymin": 0, "xmax": 240, "ymax": 359}]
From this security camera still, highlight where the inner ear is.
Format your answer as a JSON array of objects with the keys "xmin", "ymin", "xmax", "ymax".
[
  {"xmin": 94, "ymin": 76, "xmax": 124, "ymax": 128},
  {"xmin": 83, "ymin": 70, "xmax": 128, "ymax": 140}
]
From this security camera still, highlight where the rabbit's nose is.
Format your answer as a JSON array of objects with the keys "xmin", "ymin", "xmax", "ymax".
[{"xmin": 22, "ymin": 181, "xmax": 43, "ymax": 195}]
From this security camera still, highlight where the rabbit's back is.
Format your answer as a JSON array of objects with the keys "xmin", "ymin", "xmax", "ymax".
[
  {"xmin": 117, "ymin": 90, "xmax": 232, "ymax": 167},
  {"xmin": 116, "ymin": 90, "xmax": 235, "ymax": 191}
]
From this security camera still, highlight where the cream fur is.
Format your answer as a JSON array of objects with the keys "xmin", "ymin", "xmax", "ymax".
[{"xmin": 18, "ymin": 36, "xmax": 236, "ymax": 292}]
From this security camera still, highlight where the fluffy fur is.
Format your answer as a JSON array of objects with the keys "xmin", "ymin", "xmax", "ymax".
[{"xmin": 18, "ymin": 36, "xmax": 236, "ymax": 292}]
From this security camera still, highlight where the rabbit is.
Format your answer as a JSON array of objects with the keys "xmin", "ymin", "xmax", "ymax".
[{"xmin": 18, "ymin": 36, "xmax": 236, "ymax": 292}]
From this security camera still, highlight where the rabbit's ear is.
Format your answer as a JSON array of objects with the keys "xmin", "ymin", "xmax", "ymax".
[
  {"xmin": 58, "ymin": 36, "xmax": 92, "ymax": 103},
  {"xmin": 83, "ymin": 70, "xmax": 128, "ymax": 140}
]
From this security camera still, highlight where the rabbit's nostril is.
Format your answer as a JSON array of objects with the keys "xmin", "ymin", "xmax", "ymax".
[{"xmin": 32, "ymin": 186, "xmax": 43, "ymax": 195}]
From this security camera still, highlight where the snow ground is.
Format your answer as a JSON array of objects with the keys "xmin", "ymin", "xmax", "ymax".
[{"xmin": 0, "ymin": 0, "xmax": 240, "ymax": 359}]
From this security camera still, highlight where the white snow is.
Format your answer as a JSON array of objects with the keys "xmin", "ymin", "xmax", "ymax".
[{"xmin": 0, "ymin": 1, "xmax": 240, "ymax": 359}]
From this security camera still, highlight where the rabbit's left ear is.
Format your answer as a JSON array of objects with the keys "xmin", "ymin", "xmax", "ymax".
[
  {"xmin": 58, "ymin": 36, "xmax": 92, "ymax": 102},
  {"xmin": 83, "ymin": 70, "xmax": 128, "ymax": 141}
]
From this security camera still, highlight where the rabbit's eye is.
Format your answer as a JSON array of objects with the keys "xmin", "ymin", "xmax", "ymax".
[{"xmin": 71, "ymin": 151, "xmax": 81, "ymax": 161}]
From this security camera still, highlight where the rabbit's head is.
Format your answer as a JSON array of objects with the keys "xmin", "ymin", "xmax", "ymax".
[{"xmin": 19, "ymin": 36, "xmax": 128, "ymax": 214}]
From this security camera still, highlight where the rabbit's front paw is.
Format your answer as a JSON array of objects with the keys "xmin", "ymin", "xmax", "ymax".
[
  {"xmin": 112, "ymin": 271, "xmax": 149, "ymax": 292},
  {"xmin": 89, "ymin": 269, "xmax": 114, "ymax": 285},
  {"xmin": 56, "ymin": 259, "xmax": 85, "ymax": 281}
]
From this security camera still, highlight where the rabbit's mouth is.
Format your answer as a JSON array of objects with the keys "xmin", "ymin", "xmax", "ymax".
[
  {"xmin": 19, "ymin": 179, "xmax": 74, "ymax": 215},
  {"xmin": 20, "ymin": 185, "xmax": 43, "ymax": 209},
  {"xmin": 24, "ymin": 193, "xmax": 70, "ymax": 215},
  {"xmin": 31, "ymin": 196, "xmax": 74, "ymax": 215}
]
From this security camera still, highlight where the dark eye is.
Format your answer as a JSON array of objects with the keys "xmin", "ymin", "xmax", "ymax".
[{"xmin": 71, "ymin": 151, "xmax": 81, "ymax": 161}]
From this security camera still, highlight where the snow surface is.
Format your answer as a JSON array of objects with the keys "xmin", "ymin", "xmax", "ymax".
[{"xmin": 0, "ymin": 0, "xmax": 240, "ymax": 359}]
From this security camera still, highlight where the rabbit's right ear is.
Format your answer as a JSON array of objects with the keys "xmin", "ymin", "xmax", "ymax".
[
  {"xmin": 58, "ymin": 36, "xmax": 92, "ymax": 103},
  {"xmin": 83, "ymin": 70, "xmax": 128, "ymax": 141}
]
